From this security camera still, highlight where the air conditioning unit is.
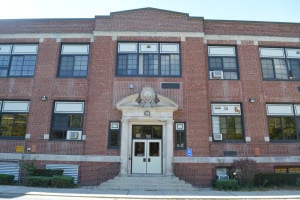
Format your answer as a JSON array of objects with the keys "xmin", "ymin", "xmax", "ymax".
[
  {"xmin": 210, "ymin": 70, "xmax": 224, "ymax": 79},
  {"xmin": 217, "ymin": 174, "xmax": 229, "ymax": 180},
  {"xmin": 66, "ymin": 130, "xmax": 82, "ymax": 140},
  {"xmin": 213, "ymin": 133, "xmax": 223, "ymax": 141}
]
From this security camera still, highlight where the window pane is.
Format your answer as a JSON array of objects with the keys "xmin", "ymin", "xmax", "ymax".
[
  {"xmin": 268, "ymin": 117, "xmax": 282, "ymax": 140},
  {"xmin": 109, "ymin": 130, "xmax": 119, "ymax": 147},
  {"xmin": 73, "ymin": 56, "xmax": 88, "ymax": 77},
  {"xmin": 223, "ymin": 72, "xmax": 238, "ymax": 79},
  {"xmin": 289, "ymin": 59, "xmax": 300, "ymax": 80},
  {"xmin": 175, "ymin": 131, "xmax": 185, "ymax": 148},
  {"xmin": 0, "ymin": 114, "xmax": 14, "ymax": 137},
  {"xmin": 51, "ymin": 130, "xmax": 66, "ymax": 139},
  {"xmin": 59, "ymin": 56, "xmax": 74, "ymax": 76},
  {"xmin": 117, "ymin": 54, "xmax": 128, "ymax": 75},
  {"xmin": 261, "ymin": 59, "xmax": 275, "ymax": 79},
  {"xmin": 52, "ymin": 115, "xmax": 69, "ymax": 130},
  {"xmin": 209, "ymin": 57, "xmax": 222, "ymax": 69},
  {"xmin": 274, "ymin": 59, "xmax": 288, "ymax": 79},
  {"xmin": 143, "ymin": 54, "xmax": 159, "ymax": 76},
  {"xmin": 170, "ymin": 54, "xmax": 180, "ymax": 76},
  {"xmin": 12, "ymin": 114, "xmax": 28, "ymax": 137},
  {"xmin": 127, "ymin": 54, "xmax": 138, "ymax": 75},
  {"xmin": 161, "ymin": 55, "xmax": 170, "ymax": 76},
  {"xmin": 9, "ymin": 55, "xmax": 35, "ymax": 76},
  {"xmin": 223, "ymin": 58, "xmax": 237, "ymax": 69},
  {"xmin": 282, "ymin": 117, "xmax": 296, "ymax": 140},
  {"xmin": 0, "ymin": 55, "xmax": 10, "ymax": 67},
  {"xmin": 69, "ymin": 114, "xmax": 83, "ymax": 128}
]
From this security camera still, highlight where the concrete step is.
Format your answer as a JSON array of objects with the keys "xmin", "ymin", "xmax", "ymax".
[{"xmin": 97, "ymin": 176, "xmax": 199, "ymax": 191}]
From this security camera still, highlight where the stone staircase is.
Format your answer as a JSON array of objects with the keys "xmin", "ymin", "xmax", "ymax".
[{"xmin": 97, "ymin": 176, "xmax": 198, "ymax": 191}]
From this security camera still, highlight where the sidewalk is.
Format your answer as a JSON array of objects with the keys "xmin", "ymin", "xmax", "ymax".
[{"xmin": 1, "ymin": 185, "xmax": 300, "ymax": 199}]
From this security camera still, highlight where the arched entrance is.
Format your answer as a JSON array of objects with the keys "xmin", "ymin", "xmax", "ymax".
[{"xmin": 116, "ymin": 87, "xmax": 178, "ymax": 176}]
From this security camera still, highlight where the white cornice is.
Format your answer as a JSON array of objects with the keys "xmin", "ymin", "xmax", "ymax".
[{"xmin": 0, "ymin": 32, "xmax": 299, "ymax": 44}]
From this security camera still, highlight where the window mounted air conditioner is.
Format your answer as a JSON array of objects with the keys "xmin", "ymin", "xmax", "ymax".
[
  {"xmin": 213, "ymin": 133, "xmax": 222, "ymax": 141},
  {"xmin": 66, "ymin": 130, "xmax": 82, "ymax": 140},
  {"xmin": 209, "ymin": 70, "xmax": 224, "ymax": 79}
]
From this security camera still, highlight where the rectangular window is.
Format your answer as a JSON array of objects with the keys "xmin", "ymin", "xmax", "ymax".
[
  {"xmin": 211, "ymin": 103, "xmax": 244, "ymax": 142},
  {"xmin": 274, "ymin": 166, "xmax": 300, "ymax": 173},
  {"xmin": 208, "ymin": 46, "xmax": 239, "ymax": 80},
  {"xmin": 0, "ymin": 44, "xmax": 38, "ymax": 77},
  {"xmin": 50, "ymin": 101, "xmax": 84, "ymax": 140},
  {"xmin": 260, "ymin": 47, "xmax": 300, "ymax": 80},
  {"xmin": 108, "ymin": 121, "xmax": 120, "ymax": 149},
  {"xmin": 0, "ymin": 101, "xmax": 30, "ymax": 139},
  {"xmin": 116, "ymin": 42, "xmax": 181, "ymax": 77},
  {"xmin": 58, "ymin": 44, "xmax": 89, "ymax": 77},
  {"xmin": 266, "ymin": 104, "xmax": 300, "ymax": 141},
  {"xmin": 174, "ymin": 122, "xmax": 186, "ymax": 149}
]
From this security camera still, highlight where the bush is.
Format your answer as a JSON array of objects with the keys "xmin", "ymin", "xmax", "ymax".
[
  {"xmin": 32, "ymin": 169, "xmax": 63, "ymax": 177},
  {"xmin": 23, "ymin": 176, "xmax": 51, "ymax": 187},
  {"xmin": 233, "ymin": 158, "xmax": 257, "ymax": 187},
  {"xmin": 0, "ymin": 174, "xmax": 15, "ymax": 185},
  {"xmin": 51, "ymin": 176, "xmax": 75, "ymax": 188},
  {"xmin": 255, "ymin": 173, "xmax": 300, "ymax": 187},
  {"xmin": 214, "ymin": 179, "xmax": 240, "ymax": 190}
]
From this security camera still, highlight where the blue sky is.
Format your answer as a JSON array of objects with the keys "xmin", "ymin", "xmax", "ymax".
[{"xmin": 1, "ymin": 0, "xmax": 300, "ymax": 23}]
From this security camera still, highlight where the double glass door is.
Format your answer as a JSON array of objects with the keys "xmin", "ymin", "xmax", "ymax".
[{"xmin": 132, "ymin": 139, "xmax": 162, "ymax": 174}]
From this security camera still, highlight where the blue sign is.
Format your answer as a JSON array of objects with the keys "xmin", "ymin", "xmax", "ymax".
[{"xmin": 186, "ymin": 148, "xmax": 192, "ymax": 157}]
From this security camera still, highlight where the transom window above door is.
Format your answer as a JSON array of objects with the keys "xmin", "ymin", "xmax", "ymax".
[
  {"xmin": 132, "ymin": 125, "xmax": 162, "ymax": 139},
  {"xmin": 116, "ymin": 42, "xmax": 181, "ymax": 77}
]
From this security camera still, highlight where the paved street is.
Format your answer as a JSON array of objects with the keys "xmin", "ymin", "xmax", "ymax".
[{"xmin": 1, "ymin": 186, "xmax": 300, "ymax": 200}]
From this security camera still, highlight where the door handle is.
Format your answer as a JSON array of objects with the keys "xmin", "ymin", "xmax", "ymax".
[
  {"xmin": 148, "ymin": 158, "xmax": 151, "ymax": 162},
  {"xmin": 143, "ymin": 158, "xmax": 146, "ymax": 162}
]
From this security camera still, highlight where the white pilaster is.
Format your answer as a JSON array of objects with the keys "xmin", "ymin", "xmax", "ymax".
[
  {"xmin": 120, "ymin": 119, "xmax": 128, "ymax": 176},
  {"xmin": 165, "ymin": 119, "xmax": 174, "ymax": 175}
]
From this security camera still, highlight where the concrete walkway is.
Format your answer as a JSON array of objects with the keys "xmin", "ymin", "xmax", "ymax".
[{"xmin": 0, "ymin": 185, "xmax": 300, "ymax": 199}]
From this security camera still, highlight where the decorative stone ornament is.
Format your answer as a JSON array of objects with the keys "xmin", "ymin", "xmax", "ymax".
[{"xmin": 136, "ymin": 87, "xmax": 160, "ymax": 107}]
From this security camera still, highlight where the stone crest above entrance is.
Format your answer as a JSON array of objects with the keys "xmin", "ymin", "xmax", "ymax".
[{"xmin": 116, "ymin": 87, "xmax": 178, "ymax": 176}]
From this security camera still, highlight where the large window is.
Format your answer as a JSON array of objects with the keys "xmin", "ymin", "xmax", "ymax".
[
  {"xmin": 58, "ymin": 44, "xmax": 89, "ymax": 77},
  {"xmin": 0, "ymin": 101, "xmax": 30, "ymax": 139},
  {"xmin": 0, "ymin": 44, "xmax": 38, "ymax": 77},
  {"xmin": 260, "ymin": 47, "xmax": 300, "ymax": 80},
  {"xmin": 116, "ymin": 42, "xmax": 181, "ymax": 77},
  {"xmin": 266, "ymin": 104, "xmax": 300, "ymax": 141},
  {"xmin": 208, "ymin": 46, "xmax": 239, "ymax": 80},
  {"xmin": 211, "ymin": 103, "xmax": 244, "ymax": 142},
  {"xmin": 50, "ymin": 101, "xmax": 84, "ymax": 140}
]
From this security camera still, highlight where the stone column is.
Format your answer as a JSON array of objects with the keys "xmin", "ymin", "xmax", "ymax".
[
  {"xmin": 120, "ymin": 118, "xmax": 128, "ymax": 176},
  {"xmin": 165, "ymin": 119, "xmax": 174, "ymax": 175}
]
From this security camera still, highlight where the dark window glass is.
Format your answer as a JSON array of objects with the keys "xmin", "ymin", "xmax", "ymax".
[
  {"xmin": 59, "ymin": 55, "xmax": 88, "ymax": 77},
  {"xmin": 0, "ymin": 55, "xmax": 10, "ymax": 77},
  {"xmin": 116, "ymin": 42, "xmax": 181, "ymax": 77},
  {"xmin": 260, "ymin": 48, "xmax": 300, "ymax": 81},
  {"xmin": 9, "ymin": 55, "xmax": 36, "ymax": 76},
  {"xmin": 0, "ymin": 113, "xmax": 28, "ymax": 138},
  {"xmin": 208, "ymin": 47, "xmax": 239, "ymax": 80},
  {"xmin": 51, "ymin": 114, "xmax": 83, "ymax": 139},
  {"xmin": 268, "ymin": 117, "xmax": 297, "ymax": 141},
  {"xmin": 108, "ymin": 121, "xmax": 120, "ymax": 149}
]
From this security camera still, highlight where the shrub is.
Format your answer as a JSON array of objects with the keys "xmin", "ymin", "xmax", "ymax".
[
  {"xmin": 50, "ymin": 176, "xmax": 75, "ymax": 188},
  {"xmin": 214, "ymin": 179, "xmax": 240, "ymax": 190},
  {"xmin": 255, "ymin": 173, "xmax": 300, "ymax": 187},
  {"xmin": 23, "ymin": 176, "xmax": 51, "ymax": 187},
  {"xmin": 0, "ymin": 174, "xmax": 15, "ymax": 185},
  {"xmin": 233, "ymin": 158, "xmax": 257, "ymax": 187},
  {"xmin": 32, "ymin": 169, "xmax": 63, "ymax": 177}
]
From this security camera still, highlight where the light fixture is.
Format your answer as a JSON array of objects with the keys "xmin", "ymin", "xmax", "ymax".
[
  {"xmin": 129, "ymin": 83, "xmax": 134, "ymax": 89},
  {"xmin": 248, "ymin": 97, "xmax": 256, "ymax": 103},
  {"xmin": 41, "ymin": 95, "xmax": 48, "ymax": 102}
]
